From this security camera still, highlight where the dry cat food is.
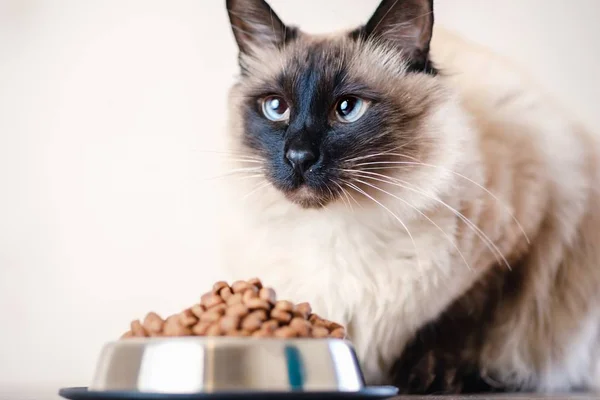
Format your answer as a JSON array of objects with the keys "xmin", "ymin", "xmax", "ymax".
[{"xmin": 121, "ymin": 278, "xmax": 346, "ymax": 339}]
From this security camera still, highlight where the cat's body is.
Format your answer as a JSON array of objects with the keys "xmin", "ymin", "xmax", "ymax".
[{"xmin": 219, "ymin": 0, "xmax": 600, "ymax": 393}]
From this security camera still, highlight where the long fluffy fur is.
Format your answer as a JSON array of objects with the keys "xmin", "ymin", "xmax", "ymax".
[{"xmin": 218, "ymin": 4, "xmax": 600, "ymax": 394}]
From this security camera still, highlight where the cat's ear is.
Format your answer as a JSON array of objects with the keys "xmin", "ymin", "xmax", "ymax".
[
  {"xmin": 362, "ymin": 0, "xmax": 435, "ymax": 73},
  {"xmin": 226, "ymin": 0, "xmax": 291, "ymax": 55}
]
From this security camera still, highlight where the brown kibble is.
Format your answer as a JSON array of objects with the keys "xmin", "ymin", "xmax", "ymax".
[
  {"xmin": 179, "ymin": 309, "xmax": 199, "ymax": 327},
  {"xmin": 248, "ymin": 309, "xmax": 267, "ymax": 321},
  {"xmin": 290, "ymin": 317, "xmax": 311, "ymax": 337},
  {"xmin": 120, "ymin": 279, "xmax": 346, "ymax": 340},
  {"xmin": 259, "ymin": 287, "xmax": 277, "ymax": 304},
  {"xmin": 200, "ymin": 307, "xmax": 225, "ymax": 323},
  {"xmin": 330, "ymin": 328, "xmax": 346, "ymax": 339},
  {"xmin": 220, "ymin": 315, "xmax": 240, "ymax": 332},
  {"xmin": 274, "ymin": 326, "xmax": 297, "ymax": 338},
  {"xmin": 312, "ymin": 326, "xmax": 329, "ymax": 338},
  {"xmin": 328, "ymin": 322, "xmax": 343, "ymax": 331},
  {"xmin": 275, "ymin": 300, "xmax": 294, "ymax": 312},
  {"xmin": 163, "ymin": 316, "xmax": 192, "ymax": 336},
  {"xmin": 143, "ymin": 312, "xmax": 164, "ymax": 333},
  {"xmin": 245, "ymin": 298, "xmax": 271, "ymax": 310},
  {"xmin": 192, "ymin": 322, "xmax": 211, "ymax": 336},
  {"xmin": 252, "ymin": 330, "xmax": 272, "ymax": 337},
  {"xmin": 230, "ymin": 329, "xmax": 251, "ymax": 337},
  {"xmin": 248, "ymin": 277, "xmax": 263, "ymax": 290},
  {"xmin": 231, "ymin": 280, "xmax": 251, "ymax": 293},
  {"xmin": 204, "ymin": 293, "xmax": 225, "ymax": 309},
  {"xmin": 226, "ymin": 303, "xmax": 249, "ymax": 318},
  {"xmin": 212, "ymin": 281, "xmax": 229, "ymax": 294},
  {"xmin": 206, "ymin": 323, "xmax": 222, "ymax": 336},
  {"xmin": 241, "ymin": 314, "xmax": 263, "ymax": 332},
  {"xmin": 261, "ymin": 319, "xmax": 279, "ymax": 333},
  {"xmin": 242, "ymin": 288, "xmax": 258, "ymax": 304},
  {"xmin": 295, "ymin": 302, "xmax": 312, "ymax": 319},
  {"xmin": 190, "ymin": 304, "xmax": 206, "ymax": 318},
  {"xmin": 130, "ymin": 320, "xmax": 147, "ymax": 337},
  {"xmin": 226, "ymin": 293, "xmax": 243, "ymax": 306},
  {"xmin": 271, "ymin": 308, "xmax": 292, "ymax": 324},
  {"xmin": 219, "ymin": 287, "xmax": 233, "ymax": 301}
]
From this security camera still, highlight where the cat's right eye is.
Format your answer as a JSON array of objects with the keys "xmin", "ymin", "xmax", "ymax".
[{"xmin": 261, "ymin": 96, "xmax": 290, "ymax": 122}]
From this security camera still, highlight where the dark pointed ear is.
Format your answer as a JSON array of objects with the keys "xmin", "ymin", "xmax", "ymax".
[
  {"xmin": 361, "ymin": 0, "xmax": 436, "ymax": 74},
  {"xmin": 226, "ymin": 0, "xmax": 293, "ymax": 55}
]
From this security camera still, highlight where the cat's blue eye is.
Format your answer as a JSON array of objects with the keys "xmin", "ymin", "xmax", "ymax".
[
  {"xmin": 261, "ymin": 95, "xmax": 290, "ymax": 122},
  {"xmin": 335, "ymin": 96, "xmax": 368, "ymax": 123}
]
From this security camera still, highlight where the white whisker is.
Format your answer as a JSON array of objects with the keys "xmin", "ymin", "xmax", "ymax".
[
  {"xmin": 343, "ymin": 169, "xmax": 511, "ymax": 271},
  {"xmin": 353, "ymin": 157, "xmax": 530, "ymax": 244},
  {"xmin": 351, "ymin": 177, "xmax": 473, "ymax": 272},
  {"xmin": 341, "ymin": 178, "xmax": 424, "ymax": 276}
]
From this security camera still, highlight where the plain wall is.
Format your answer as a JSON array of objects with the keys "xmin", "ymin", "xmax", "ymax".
[{"xmin": 1, "ymin": 0, "xmax": 599, "ymax": 393}]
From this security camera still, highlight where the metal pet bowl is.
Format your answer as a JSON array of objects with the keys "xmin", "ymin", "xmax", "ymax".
[{"xmin": 59, "ymin": 337, "xmax": 398, "ymax": 400}]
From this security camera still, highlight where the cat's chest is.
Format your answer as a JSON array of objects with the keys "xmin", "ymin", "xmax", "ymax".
[{"xmin": 223, "ymin": 206, "xmax": 453, "ymax": 322}]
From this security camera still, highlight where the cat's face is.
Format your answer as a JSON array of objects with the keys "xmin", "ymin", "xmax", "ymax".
[{"xmin": 226, "ymin": 0, "xmax": 458, "ymax": 209}]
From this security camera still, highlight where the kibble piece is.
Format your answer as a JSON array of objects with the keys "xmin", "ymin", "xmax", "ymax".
[
  {"xmin": 290, "ymin": 317, "xmax": 311, "ymax": 337},
  {"xmin": 295, "ymin": 302, "xmax": 312, "ymax": 319},
  {"xmin": 163, "ymin": 316, "xmax": 192, "ymax": 336},
  {"xmin": 179, "ymin": 309, "xmax": 198, "ymax": 327},
  {"xmin": 330, "ymin": 328, "xmax": 345, "ymax": 339},
  {"xmin": 242, "ymin": 288, "xmax": 258, "ymax": 304},
  {"xmin": 259, "ymin": 287, "xmax": 277, "ymax": 305},
  {"xmin": 231, "ymin": 280, "xmax": 251, "ymax": 293},
  {"xmin": 245, "ymin": 298, "xmax": 270, "ymax": 310},
  {"xmin": 200, "ymin": 307, "xmax": 225, "ymax": 323},
  {"xmin": 192, "ymin": 322, "xmax": 211, "ymax": 336},
  {"xmin": 248, "ymin": 309, "xmax": 267, "ymax": 321},
  {"xmin": 248, "ymin": 278, "xmax": 263, "ymax": 290},
  {"xmin": 143, "ymin": 312, "xmax": 164, "ymax": 333},
  {"xmin": 226, "ymin": 293, "xmax": 243, "ymax": 306},
  {"xmin": 271, "ymin": 308, "xmax": 293, "ymax": 324},
  {"xmin": 219, "ymin": 287, "xmax": 233, "ymax": 301},
  {"xmin": 205, "ymin": 323, "xmax": 222, "ymax": 336},
  {"xmin": 226, "ymin": 303, "xmax": 249, "ymax": 318},
  {"xmin": 252, "ymin": 330, "xmax": 271, "ymax": 337},
  {"xmin": 220, "ymin": 315, "xmax": 241, "ymax": 333},
  {"xmin": 203, "ymin": 293, "xmax": 225, "ymax": 309},
  {"xmin": 274, "ymin": 326, "xmax": 297, "ymax": 338},
  {"xmin": 241, "ymin": 313, "xmax": 263, "ymax": 332},
  {"xmin": 190, "ymin": 304, "xmax": 205, "ymax": 318},
  {"xmin": 275, "ymin": 300, "xmax": 295, "ymax": 312},
  {"xmin": 212, "ymin": 281, "xmax": 229, "ymax": 294},
  {"xmin": 328, "ymin": 322, "xmax": 343, "ymax": 331},
  {"xmin": 131, "ymin": 320, "xmax": 147, "ymax": 337},
  {"xmin": 230, "ymin": 330, "xmax": 251, "ymax": 337},
  {"xmin": 261, "ymin": 319, "xmax": 279, "ymax": 333},
  {"xmin": 312, "ymin": 326, "xmax": 329, "ymax": 338}
]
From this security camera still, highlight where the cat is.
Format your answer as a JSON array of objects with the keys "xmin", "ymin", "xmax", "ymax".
[{"xmin": 218, "ymin": 0, "xmax": 600, "ymax": 394}]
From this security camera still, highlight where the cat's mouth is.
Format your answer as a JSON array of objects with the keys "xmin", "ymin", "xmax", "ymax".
[{"xmin": 284, "ymin": 185, "xmax": 329, "ymax": 209}]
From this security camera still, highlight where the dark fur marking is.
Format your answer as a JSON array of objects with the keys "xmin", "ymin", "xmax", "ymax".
[{"xmin": 391, "ymin": 259, "xmax": 530, "ymax": 394}]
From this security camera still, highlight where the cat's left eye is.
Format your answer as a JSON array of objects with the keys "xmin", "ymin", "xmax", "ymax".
[{"xmin": 335, "ymin": 96, "xmax": 369, "ymax": 123}]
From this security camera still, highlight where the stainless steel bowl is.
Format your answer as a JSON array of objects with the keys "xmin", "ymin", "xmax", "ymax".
[{"xmin": 89, "ymin": 337, "xmax": 365, "ymax": 394}]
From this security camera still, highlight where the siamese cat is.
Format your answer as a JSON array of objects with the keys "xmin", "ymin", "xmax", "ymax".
[{"xmin": 219, "ymin": 0, "xmax": 600, "ymax": 393}]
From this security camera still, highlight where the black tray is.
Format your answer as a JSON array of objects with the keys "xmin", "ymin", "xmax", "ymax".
[{"xmin": 59, "ymin": 386, "xmax": 399, "ymax": 400}]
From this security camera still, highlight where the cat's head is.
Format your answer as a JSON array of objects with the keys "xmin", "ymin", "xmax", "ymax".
[{"xmin": 225, "ymin": 0, "xmax": 468, "ymax": 210}]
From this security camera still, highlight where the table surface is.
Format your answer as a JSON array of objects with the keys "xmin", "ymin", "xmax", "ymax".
[{"xmin": 4, "ymin": 387, "xmax": 599, "ymax": 400}]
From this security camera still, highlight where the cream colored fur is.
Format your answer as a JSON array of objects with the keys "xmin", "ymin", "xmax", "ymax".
[{"xmin": 218, "ymin": 26, "xmax": 600, "ymax": 392}]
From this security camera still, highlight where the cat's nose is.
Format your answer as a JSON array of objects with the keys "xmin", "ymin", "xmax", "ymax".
[{"xmin": 285, "ymin": 146, "xmax": 318, "ymax": 175}]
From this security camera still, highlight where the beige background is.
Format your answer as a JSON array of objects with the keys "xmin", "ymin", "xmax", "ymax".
[{"xmin": 1, "ymin": 0, "xmax": 599, "ymax": 395}]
